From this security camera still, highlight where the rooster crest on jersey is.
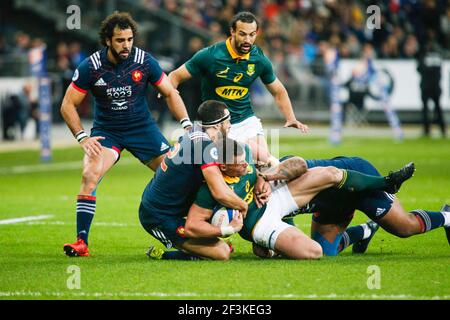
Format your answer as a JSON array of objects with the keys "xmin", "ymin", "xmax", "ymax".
[{"xmin": 210, "ymin": 207, "xmax": 236, "ymax": 228}]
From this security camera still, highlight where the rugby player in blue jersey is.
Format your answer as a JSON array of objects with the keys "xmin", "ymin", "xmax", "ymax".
[
  {"xmin": 253, "ymin": 156, "xmax": 450, "ymax": 258},
  {"xmin": 147, "ymin": 138, "xmax": 416, "ymax": 260},
  {"xmin": 61, "ymin": 12, "xmax": 193, "ymax": 257},
  {"xmin": 139, "ymin": 100, "xmax": 248, "ymax": 261}
]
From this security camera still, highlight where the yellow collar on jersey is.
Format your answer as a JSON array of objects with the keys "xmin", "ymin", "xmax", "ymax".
[
  {"xmin": 226, "ymin": 37, "xmax": 250, "ymax": 61},
  {"xmin": 222, "ymin": 174, "xmax": 241, "ymax": 184}
]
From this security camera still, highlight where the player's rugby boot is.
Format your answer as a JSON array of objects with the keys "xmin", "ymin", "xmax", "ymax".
[
  {"xmin": 441, "ymin": 204, "xmax": 450, "ymax": 245},
  {"xmin": 352, "ymin": 220, "xmax": 380, "ymax": 254},
  {"xmin": 146, "ymin": 245, "xmax": 164, "ymax": 260},
  {"xmin": 64, "ymin": 238, "xmax": 89, "ymax": 257},
  {"xmin": 384, "ymin": 162, "xmax": 415, "ymax": 194}
]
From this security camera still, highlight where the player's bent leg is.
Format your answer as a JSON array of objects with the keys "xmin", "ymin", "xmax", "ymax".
[
  {"xmin": 310, "ymin": 220, "xmax": 347, "ymax": 256},
  {"xmin": 378, "ymin": 198, "xmax": 450, "ymax": 238},
  {"xmin": 287, "ymin": 167, "xmax": 342, "ymax": 208},
  {"xmin": 64, "ymin": 147, "xmax": 117, "ymax": 257},
  {"xmin": 274, "ymin": 227, "xmax": 323, "ymax": 259},
  {"xmin": 80, "ymin": 147, "xmax": 117, "ymax": 194},
  {"xmin": 146, "ymin": 154, "xmax": 166, "ymax": 171},
  {"xmin": 378, "ymin": 199, "xmax": 426, "ymax": 237},
  {"xmin": 180, "ymin": 238, "xmax": 231, "ymax": 261}
]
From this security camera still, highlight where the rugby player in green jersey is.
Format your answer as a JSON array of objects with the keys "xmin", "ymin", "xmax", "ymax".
[
  {"xmin": 180, "ymin": 139, "xmax": 415, "ymax": 260},
  {"xmin": 168, "ymin": 11, "xmax": 308, "ymax": 168}
]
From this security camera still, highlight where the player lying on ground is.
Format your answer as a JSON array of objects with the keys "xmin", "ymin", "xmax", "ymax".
[
  {"xmin": 169, "ymin": 11, "xmax": 307, "ymax": 167},
  {"xmin": 147, "ymin": 139, "xmax": 415, "ymax": 260},
  {"xmin": 139, "ymin": 101, "xmax": 248, "ymax": 261},
  {"xmin": 253, "ymin": 156, "xmax": 450, "ymax": 258},
  {"xmin": 61, "ymin": 12, "xmax": 192, "ymax": 257}
]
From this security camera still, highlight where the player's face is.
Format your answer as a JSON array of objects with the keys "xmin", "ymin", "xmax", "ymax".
[
  {"xmin": 107, "ymin": 27, "xmax": 134, "ymax": 61},
  {"xmin": 231, "ymin": 21, "xmax": 258, "ymax": 55},
  {"xmin": 221, "ymin": 152, "xmax": 248, "ymax": 177},
  {"xmin": 219, "ymin": 119, "xmax": 231, "ymax": 137}
]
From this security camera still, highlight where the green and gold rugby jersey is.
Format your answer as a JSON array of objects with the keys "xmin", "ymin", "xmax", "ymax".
[
  {"xmin": 185, "ymin": 38, "xmax": 276, "ymax": 124},
  {"xmin": 193, "ymin": 144, "xmax": 266, "ymax": 241}
]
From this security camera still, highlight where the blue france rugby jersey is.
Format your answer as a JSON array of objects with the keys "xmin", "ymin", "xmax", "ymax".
[
  {"xmin": 71, "ymin": 46, "xmax": 164, "ymax": 128},
  {"xmin": 140, "ymin": 125, "xmax": 219, "ymax": 221}
]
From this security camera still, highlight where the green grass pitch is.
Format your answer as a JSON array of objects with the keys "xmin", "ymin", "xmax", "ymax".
[{"xmin": 0, "ymin": 136, "xmax": 449, "ymax": 300}]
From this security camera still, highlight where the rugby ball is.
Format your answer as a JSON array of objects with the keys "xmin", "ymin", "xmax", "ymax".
[{"xmin": 210, "ymin": 207, "xmax": 236, "ymax": 228}]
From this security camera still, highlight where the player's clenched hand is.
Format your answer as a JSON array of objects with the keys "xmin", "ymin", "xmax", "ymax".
[
  {"xmin": 284, "ymin": 119, "xmax": 309, "ymax": 133},
  {"xmin": 254, "ymin": 178, "xmax": 271, "ymax": 208},
  {"xmin": 239, "ymin": 202, "xmax": 248, "ymax": 219},
  {"xmin": 80, "ymin": 136, "xmax": 105, "ymax": 157},
  {"xmin": 229, "ymin": 211, "xmax": 243, "ymax": 233}
]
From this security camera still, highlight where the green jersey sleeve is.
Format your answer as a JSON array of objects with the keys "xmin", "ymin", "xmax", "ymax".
[
  {"xmin": 185, "ymin": 47, "xmax": 211, "ymax": 77},
  {"xmin": 194, "ymin": 183, "xmax": 218, "ymax": 210},
  {"xmin": 259, "ymin": 54, "xmax": 277, "ymax": 85}
]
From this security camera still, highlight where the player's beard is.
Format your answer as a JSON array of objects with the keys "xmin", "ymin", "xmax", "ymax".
[
  {"xmin": 110, "ymin": 46, "xmax": 130, "ymax": 62},
  {"xmin": 236, "ymin": 40, "xmax": 252, "ymax": 55}
]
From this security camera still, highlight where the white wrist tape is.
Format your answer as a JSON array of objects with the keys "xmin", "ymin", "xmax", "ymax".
[
  {"xmin": 75, "ymin": 130, "xmax": 88, "ymax": 143},
  {"xmin": 180, "ymin": 118, "xmax": 193, "ymax": 129},
  {"xmin": 220, "ymin": 225, "xmax": 235, "ymax": 237}
]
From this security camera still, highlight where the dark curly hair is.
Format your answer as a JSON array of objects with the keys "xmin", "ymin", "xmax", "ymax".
[
  {"xmin": 99, "ymin": 12, "xmax": 138, "ymax": 46},
  {"xmin": 229, "ymin": 11, "xmax": 259, "ymax": 31}
]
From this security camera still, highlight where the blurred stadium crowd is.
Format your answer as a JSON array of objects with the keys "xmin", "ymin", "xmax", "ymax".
[{"xmin": 0, "ymin": 0, "xmax": 449, "ymax": 140}]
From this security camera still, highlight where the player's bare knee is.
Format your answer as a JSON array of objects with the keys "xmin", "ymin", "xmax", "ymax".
[
  {"xmin": 322, "ymin": 166, "xmax": 342, "ymax": 184},
  {"xmin": 213, "ymin": 243, "xmax": 231, "ymax": 261},
  {"xmin": 81, "ymin": 170, "xmax": 101, "ymax": 192},
  {"xmin": 306, "ymin": 242, "xmax": 323, "ymax": 259},
  {"xmin": 291, "ymin": 156, "xmax": 307, "ymax": 176}
]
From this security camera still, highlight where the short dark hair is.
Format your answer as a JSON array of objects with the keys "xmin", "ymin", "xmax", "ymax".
[
  {"xmin": 197, "ymin": 100, "xmax": 229, "ymax": 125},
  {"xmin": 216, "ymin": 138, "xmax": 245, "ymax": 164},
  {"xmin": 99, "ymin": 12, "xmax": 138, "ymax": 46},
  {"xmin": 229, "ymin": 11, "xmax": 259, "ymax": 31}
]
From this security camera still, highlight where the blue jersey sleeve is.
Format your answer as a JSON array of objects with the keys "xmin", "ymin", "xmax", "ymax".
[
  {"xmin": 145, "ymin": 52, "xmax": 164, "ymax": 86},
  {"xmin": 71, "ymin": 58, "xmax": 91, "ymax": 93}
]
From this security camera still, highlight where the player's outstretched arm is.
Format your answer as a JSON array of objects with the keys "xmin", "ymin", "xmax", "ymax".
[
  {"xmin": 265, "ymin": 78, "xmax": 309, "ymax": 133},
  {"xmin": 168, "ymin": 64, "xmax": 193, "ymax": 89},
  {"xmin": 203, "ymin": 166, "xmax": 249, "ymax": 218},
  {"xmin": 260, "ymin": 156, "xmax": 307, "ymax": 182},
  {"xmin": 60, "ymin": 85, "xmax": 104, "ymax": 157},
  {"xmin": 156, "ymin": 73, "xmax": 191, "ymax": 126}
]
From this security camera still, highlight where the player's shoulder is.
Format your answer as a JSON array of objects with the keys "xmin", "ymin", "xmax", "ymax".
[
  {"xmin": 85, "ymin": 49, "xmax": 104, "ymax": 70},
  {"xmin": 205, "ymin": 41, "xmax": 227, "ymax": 57},
  {"xmin": 132, "ymin": 46, "xmax": 152, "ymax": 65},
  {"xmin": 251, "ymin": 45, "xmax": 269, "ymax": 60}
]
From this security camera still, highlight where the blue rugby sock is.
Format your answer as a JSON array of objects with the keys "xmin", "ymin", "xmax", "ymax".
[
  {"xmin": 411, "ymin": 210, "xmax": 446, "ymax": 233},
  {"xmin": 76, "ymin": 195, "xmax": 96, "ymax": 245},
  {"xmin": 339, "ymin": 224, "xmax": 371, "ymax": 252},
  {"xmin": 162, "ymin": 250, "xmax": 201, "ymax": 260}
]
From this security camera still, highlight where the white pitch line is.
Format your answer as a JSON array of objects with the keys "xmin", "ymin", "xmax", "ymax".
[
  {"xmin": 23, "ymin": 220, "xmax": 135, "ymax": 227},
  {"xmin": 0, "ymin": 158, "xmax": 135, "ymax": 175},
  {"xmin": 0, "ymin": 215, "xmax": 53, "ymax": 225},
  {"xmin": 0, "ymin": 291, "xmax": 448, "ymax": 299}
]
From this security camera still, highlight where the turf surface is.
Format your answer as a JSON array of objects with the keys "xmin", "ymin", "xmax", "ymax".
[{"xmin": 0, "ymin": 136, "xmax": 449, "ymax": 300}]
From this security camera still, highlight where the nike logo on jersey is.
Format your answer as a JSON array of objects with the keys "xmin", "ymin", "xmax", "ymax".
[{"xmin": 95, "ymin": 78, "xmax": 107, "ymax": 86}]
